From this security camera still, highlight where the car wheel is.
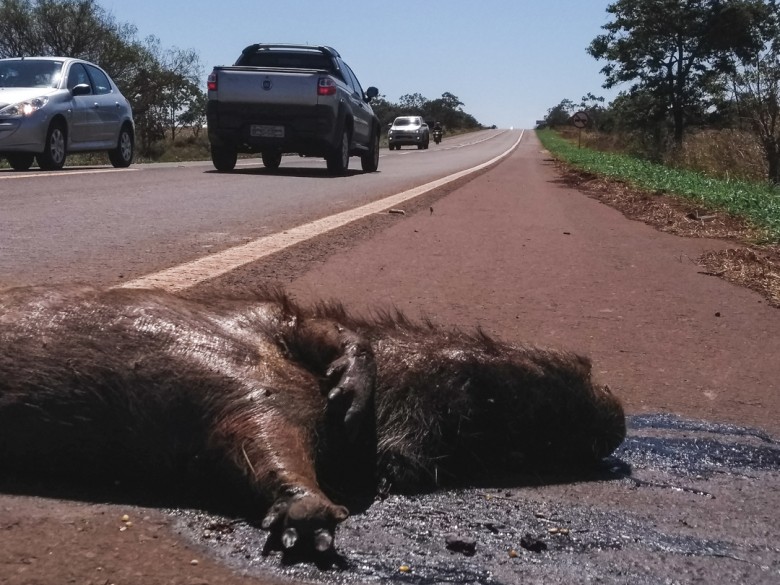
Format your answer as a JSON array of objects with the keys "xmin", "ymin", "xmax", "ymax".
[
  {"xmin": 6, "ymin": 153, "xmax": 35, "ymax": 171},
  {"xmin": 262, "ymin": 151, "xmax": 282, "ymax": 170},
  {"xmin": 37, "ymin": 121, "xmax": 67, "ymax": 170},
  {"xmin": 326, "ymin": 128, "xmax": 350, "ymax": 175},
  {"xmin": 108, "ymin": 125, "xmax": 134, "ymax": 168},
  {"xmin": 361, "ymin": 130, "xmax": 379, "ymax": 173},
  {"xmin": 211, "ymin": 144, "xmax": 237, "ymax": 172}
]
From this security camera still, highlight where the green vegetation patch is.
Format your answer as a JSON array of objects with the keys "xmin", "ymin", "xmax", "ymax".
[{"xmin": 537, "ymin": 129, "xmax": 780, "ymax": 242}]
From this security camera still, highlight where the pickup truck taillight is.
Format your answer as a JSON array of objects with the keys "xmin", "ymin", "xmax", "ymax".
[
  {"xmin": 207, "ymin": 72, "xmax": 217, "ymax": 91},
  {"xmin": 317, "ymin": 77, "xmax": 337, "ymax": 96}
]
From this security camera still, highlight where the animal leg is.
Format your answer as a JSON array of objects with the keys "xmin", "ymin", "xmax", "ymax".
[
  {"xmin": 283, "ymin": 317, "xmax": 376, "ymax": 439},
  {"xmin": 212, "ymin": 402, "xmax": 348, "ymax": 554}
]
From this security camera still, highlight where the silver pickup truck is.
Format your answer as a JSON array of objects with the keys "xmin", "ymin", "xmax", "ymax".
[{"xmin": 206, "ymin": 44, "xmax": 380, "ymax": 175}]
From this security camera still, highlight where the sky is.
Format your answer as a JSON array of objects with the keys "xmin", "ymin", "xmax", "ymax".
[{"xmin": 99, "ymin": 0, "xmax": 620, "ymax": 129}]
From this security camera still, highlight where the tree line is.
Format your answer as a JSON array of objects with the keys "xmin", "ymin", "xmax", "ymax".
[
  {"xmin": 542, "ymin": 0, "xmax": 780, "ymax": 184},
  {"xmin": 370, "ymin": 91, "xmax": 482, "ymax": 131}
]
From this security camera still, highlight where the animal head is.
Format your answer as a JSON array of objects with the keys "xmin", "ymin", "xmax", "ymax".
[{"xmin": 373, "ymin": 331, "xmax": 626, "ymax": 491}]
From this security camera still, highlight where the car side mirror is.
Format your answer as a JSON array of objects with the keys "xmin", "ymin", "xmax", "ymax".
[
  {"xmin": 71, "ymin": 83, "xmax": 91, "ymax": 96},
  {"xmin": 365, "ymin": 86, "xmax": 379, "ymax": 102}
]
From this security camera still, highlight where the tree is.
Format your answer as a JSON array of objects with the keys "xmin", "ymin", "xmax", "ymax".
[
  {"xmin": 398, "ymin": 92, "xmax": 427, "ymax": 112},
  {"xmin": 154, "ymin": 42, "xmax": 203, "ymax": 141},
  {"xmin": 577, "ymin": 93, "xmax": 609, "ymax": 130},
  {"xmin": 440, "ymin": 91, "xmax": 464, "ymax": 111},
  {"xmin": 368, "ymin": 94, "xmax": 405, "ymax": 129},
  {"xmin": 732, "ymin": 53, "xmax": 780, "ymax": 181},
  {"xmin": 0, "ymin": 0, "xmax": 146, "ymax": 78},
  {"xmin": 380, "ymin": 92, "xmax": 481, "ymax": 131},
  {"xmin": 177, "ymin": 90, "xmax": 208, "ymax": 137},
  {"xmin": 0, "ymin": 0, "xmax": 37, "ymax": 56},
  {"xmin": 724, "ymin": 3, "xmax": 780, "ymax": 182},
  {"xmin": 587, "ymin": 0, "xmax": 771, "ymax": 145},
  {"xmin": 545, "ymin": 98, "xmax": 576, "ymax": 127}
]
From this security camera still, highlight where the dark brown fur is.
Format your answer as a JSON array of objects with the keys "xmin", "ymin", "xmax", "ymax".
[{"xmin": 0, "ymin": 285, "xmax": 625, "ymax": 555}]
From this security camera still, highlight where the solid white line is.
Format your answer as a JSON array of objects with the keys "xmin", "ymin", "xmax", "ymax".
[
  {"xmin": 0, "ymin": 167, "xmax": 138, "ymax": 180},
  {"xmin": 119, "ymin": 130, "xmax": 524, "ymax": 292}
]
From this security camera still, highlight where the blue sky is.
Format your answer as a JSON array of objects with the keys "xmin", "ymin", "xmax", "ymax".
[{"xmin": 99, "ymin": 0, "xmax": 620, "ymax": 129}]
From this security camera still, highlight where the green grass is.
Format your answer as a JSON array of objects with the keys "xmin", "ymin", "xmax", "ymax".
[{"xmin": 537, "ymin": 128, "xmax": 780, "ymax": 243}]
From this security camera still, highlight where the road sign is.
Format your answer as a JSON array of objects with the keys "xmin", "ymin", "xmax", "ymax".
[{"xmin": 572, "ymin": 111, "xmax": 589, "ymax": 128}]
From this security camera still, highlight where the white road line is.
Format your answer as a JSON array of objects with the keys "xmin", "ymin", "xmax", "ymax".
[
  {"xmin": 395, "ymin": 130, "xmax": 505, "ymax": 154},
  {"xmin": 0, "ymin": 167, "xmax": 138, "ymax": 180},
  {"xmin": 119, "ymin": 130, "xmax": 524, "ymax": 292}
]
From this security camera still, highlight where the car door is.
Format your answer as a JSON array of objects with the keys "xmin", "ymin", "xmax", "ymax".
[
  {"xmin": 85, "ymin": 64, "xmax": 121, "ymax": 146},
  {"xmin": 340, "ymin": 61, "xmax": 371, "ymax": 145},
  {"xmin": 65, "ymin": 63, "xmax": 99, "ymax": 145}
]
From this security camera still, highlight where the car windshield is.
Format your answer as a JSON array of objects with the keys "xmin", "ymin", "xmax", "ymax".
[
  {"xmin": 0, "ymin": 60, "xmax": 63, "ymax": 89},
  {"xmin": 394, "ymin": 118, "xmax": 417, "ymax": 126}
]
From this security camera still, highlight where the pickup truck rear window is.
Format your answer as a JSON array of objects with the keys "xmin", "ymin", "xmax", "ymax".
[{"xmin": 236, "ymin": 51, "xmax": 333, "ymax": 71}]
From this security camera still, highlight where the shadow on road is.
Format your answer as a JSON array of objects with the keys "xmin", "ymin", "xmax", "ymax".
[{"xmin": 204, "ymin": 166, "xmax": 370, "ymax": 179}]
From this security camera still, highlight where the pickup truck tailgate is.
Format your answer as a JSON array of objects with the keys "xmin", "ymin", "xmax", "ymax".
[{"xmin": 213, "ymin": 67, "xmax": 321, "ymax": 106}]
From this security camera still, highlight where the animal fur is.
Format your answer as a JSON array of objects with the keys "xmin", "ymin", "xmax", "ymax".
[{"xmin": 0, "ymin": 285, "xmax": 625, "ymax": 554}]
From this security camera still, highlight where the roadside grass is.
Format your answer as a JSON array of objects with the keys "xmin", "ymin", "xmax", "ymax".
[
  {"xmin": 537, "ymin": 128, "xmax": 780, "ymax": 307},
  {"xmin": 536, "ymin": 128, "xmax": 780, "ymax": 244}
]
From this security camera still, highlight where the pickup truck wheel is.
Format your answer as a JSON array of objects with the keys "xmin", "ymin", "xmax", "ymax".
[
  {"xmin": 211, "ymin": 145, "xmax": 237, "ymax": 172},
  {"xmin": 361, "ymin": 131, "xmax": 379, "ymax": 172},
  {"xmin": 262, "ymin": 152, "xmax": 282, "ymax": 170},
  {"xmin": 326, "ymin": 129, "xmax": 350, "ymax": 175}
]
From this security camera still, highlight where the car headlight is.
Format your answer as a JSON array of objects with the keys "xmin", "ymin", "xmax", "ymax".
[{"xmin": 0, "ymin": 96, "xmax": 49, "ymax": 117}]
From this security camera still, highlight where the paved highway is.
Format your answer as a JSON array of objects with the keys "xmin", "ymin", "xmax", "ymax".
[
  {"xmin": 1, "ymin": 130, "xmax": 778, "ymax": 584},
  {"xmin": 0, "ymin": 129, "xmax": 520, "ymax": 289}
]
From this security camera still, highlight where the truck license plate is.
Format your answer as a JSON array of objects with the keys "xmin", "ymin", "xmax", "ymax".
[{"xmin": 251, "ymin": 125, "xmax": 285, "ymax": 138}]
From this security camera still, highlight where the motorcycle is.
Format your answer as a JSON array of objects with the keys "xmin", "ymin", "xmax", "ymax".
[{"xmin": 433, "ymin": 129, "xmax": 443, "ymax": 144}]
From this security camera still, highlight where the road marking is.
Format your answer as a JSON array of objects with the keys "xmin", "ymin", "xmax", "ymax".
[
  {"xmin": 392, "ymin": 130, "xmax": 505, "ymax": 155},
  {"xmin": 0, "ymin": 167, "xmax": 138, "ymax": 180},
  {"xmin": 119, "ymin": 131, "xmax": 524, "ymax": 292}
]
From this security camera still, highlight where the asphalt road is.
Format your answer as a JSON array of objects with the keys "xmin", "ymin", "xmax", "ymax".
[
  {"xmin": 1, "ymin": 130, "xmax": 778, "ymax": 584},
  {"xmin": 0, "ymin": 129, "xmax": 517, "ymax": 289}
]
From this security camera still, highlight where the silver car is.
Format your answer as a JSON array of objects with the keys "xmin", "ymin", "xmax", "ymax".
[
  {"xmin": 0, "ymin": 57, "xmax": 134, "ymax": 171},
  {"xmin": 387, "ymin": 115, "xmax": 429, "ymax": 150}
]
